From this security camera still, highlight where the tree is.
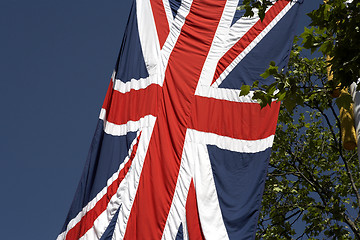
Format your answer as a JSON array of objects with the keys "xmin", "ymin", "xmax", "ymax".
[
  {"xmin": 241, "ymin": 0, "xmax": 360, "ymax": 108},
  {"xmin": 240, "ymin": 0, "xmax": 360, "ymax": 238},
  {"xmin": 256, "ymin": 44, "xmax": 360, "ymax": 239}
]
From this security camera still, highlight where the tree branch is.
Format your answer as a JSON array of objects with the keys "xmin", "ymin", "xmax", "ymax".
[
  {"xmin": 327, "ymin": 102, "xmax": 360, "ymax": 209},
  {"xmin": 341, "ymin": 155, "xmax": 360, "ymax": 208},
  {"xmin": 268, "ymin": 172, "xmax": 300, "ymax": 177},
  {"xmin": 343, "ymin": 213, "xmax": 360, "ymax": 240}
]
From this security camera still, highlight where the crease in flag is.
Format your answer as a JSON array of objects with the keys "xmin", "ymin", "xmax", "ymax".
[{"xmin": 57, "ymin": 0, "xmax": 303, "ymax": 239}]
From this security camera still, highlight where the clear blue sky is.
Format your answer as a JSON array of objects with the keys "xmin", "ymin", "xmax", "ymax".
[{"xmin": 0, "ymin": 0, "xmax": 321, "ymax": 239}]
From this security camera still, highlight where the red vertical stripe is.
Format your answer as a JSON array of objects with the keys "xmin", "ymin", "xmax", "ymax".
[{"xmin": 123, "ymin": 0, "xmax": 227, "ymax": 239}]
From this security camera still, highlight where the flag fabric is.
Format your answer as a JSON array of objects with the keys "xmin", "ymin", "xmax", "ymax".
[
  {"xmin": 350, "ymin": 82, "xmax": 360, "ymax": 158},
  {"xmin": 58, "ymin": 0, "xmax": 302, "ymax": 239}
]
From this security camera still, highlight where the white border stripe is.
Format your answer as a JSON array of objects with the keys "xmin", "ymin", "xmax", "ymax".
[
  {"xmin": 116, "ymin": 0, "xmax": 193, "ymax": 93},
  {"xmin": 57, "ymin": 126, "xmax": 141, "ymax": 240},
  {"xmin": 162, "ymin": 129, "xmax": 275, "ymax": 240},
  {"xmin": 57, "ymin": 113, "xmax": 156, "ymax": 240},
  {"xmin": 161, "ymin": 132, "xmax": 193, "ymax": 240},
  {"xmin": 112, "ymin": 116, "xmax": 156, "ymax": 239},
  {"xmin": 137, "ymin": 0, "xmax": 161, "ymax": 78},
  {"xmin": 188, "ymin": 129, "xmax": 275, "ymax": 153},
  {"xmin": 111, "ymin": 0, "xmax": 163, "ymax": 95},
  {"xmin": 188, "ymin": 129, "xmax": 275, "ymax": 239},
  {"xmin": 212, "ymin": 1, "xmax": 295, "ymax": 87},
  {"xmin": 193, "ymin": 142, "xmax": 229, "ymax": 240},
  {"xmin": 101, "ymin": 109, "xmax": 156, "ymax": 137},
  {"xmin": 223, "ymin": 0, "xmax": 276, "ymax": 62},
  {"xmin": 113, "ymin": 77, "xmax": 158, "ymax": 94},
  {"xmin": 196, "ymin": 86, "xmax": 259, "ymax": 103},
  {"xmin": 159, "ymin": 0, "xmax": 193, "ymax": 86},
  {"xmin": 81, "ymin": 117, "xmax": 155, "ymax": 240},
  {"xmin": 162, "ymin": 0, "xmax": 174, "ymax": 28},
  {"xmin": 226, "ymin": 8, "xmax": 260, "ymax": 53},
  {"xmin": 195, "ymin": 0, "xmax": 238, "ymax": 92},
  {"xmin": 195, "ymin": 1, "xmax": 295, "ymax": 102},
  {"xmin": 79, "ymin": 133, "xmax": 143, "ymax": 240}
]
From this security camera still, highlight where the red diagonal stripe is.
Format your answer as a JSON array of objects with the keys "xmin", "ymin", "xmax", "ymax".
[
  {"xmin": 186, "ymin": 179, "xmax": 205, "ymax": 240},
  {"xmin": 65, "ymin": 134, "xmax": 141, "ymax": 240},
  {"xmin": 211, "ymin": 0, "xmax": 289, "ymax": 84},
  {"xmin": 150, "ymin": 0, "xmax": 170, "ymax": 48},
  {"xmin": 190, "ymin": 96, "xmax": 280, "ymax": 140}
]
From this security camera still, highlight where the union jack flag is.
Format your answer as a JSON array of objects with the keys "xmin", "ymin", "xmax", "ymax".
[{"xmin": 58, "ymin": 0, "xmax": 302, "ymax": 239}]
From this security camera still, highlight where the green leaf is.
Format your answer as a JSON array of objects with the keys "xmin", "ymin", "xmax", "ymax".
[
  {"xmin": 335, "ymin": 92, "xmax": 353, "ymax": 110},
  {"xmin": 253, "ymin": 90, "xmax": 272, "ymax": 108},
  {"xmin": 283, "ymin": 95, "xmax": 297, "ymax": 112},
  {"xmin": 276, "ymin": 91, "xmax": 286, "ymax": 101},
  {"xmin": 261, "ymin": 62, "xmax": 279, "ymax": 79},
  {"xmin": 252, "ymin": 80, "xmax": 259, "ymax": 88},
  {"xmin": 266, "ymin": 82, "xmax": 277, "ymax": 95},
  {"xmin": 240, "ymin": 85, "xmax": 250, "ymax": 96},
  {"xmin": 319, "ymin": 40, "xmax": 333, "ymax": 55}
]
